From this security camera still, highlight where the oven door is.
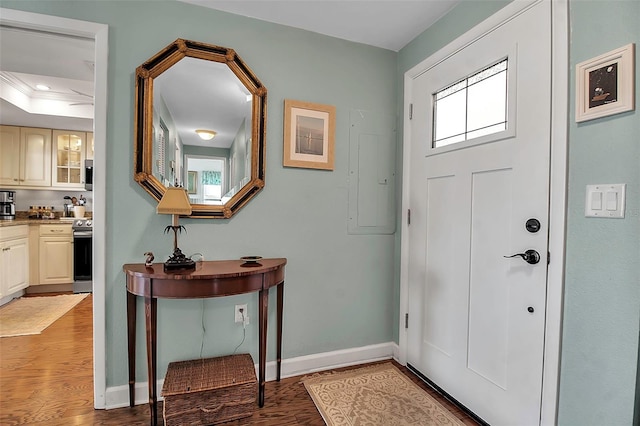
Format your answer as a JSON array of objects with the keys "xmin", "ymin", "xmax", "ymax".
[{"xmin": 73, "ymin": 231, "xmax": 92, "ymax": 282}]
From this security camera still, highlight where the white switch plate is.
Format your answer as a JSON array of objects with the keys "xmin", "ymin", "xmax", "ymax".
[{"xmin": 585, "ymin": 183, "xmax": 626, "ymax": 218}]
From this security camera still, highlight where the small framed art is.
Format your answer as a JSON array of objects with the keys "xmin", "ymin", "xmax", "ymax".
[
  {"xmin": 283, "ymin": 99, "xmax": 336, "ymax": 170},
  {"xmin": 576, "ymin": 43, "xmax": 635, "ymax": 122}
]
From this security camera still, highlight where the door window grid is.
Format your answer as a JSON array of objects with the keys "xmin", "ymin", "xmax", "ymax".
[{"xmin": 433, "ymin": 59, "xmax": 508, "ymax": 148}]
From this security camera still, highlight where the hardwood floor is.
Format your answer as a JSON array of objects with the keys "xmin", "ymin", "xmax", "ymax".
[{"xmin": 0, "ymin": 294, "xmax": 479, "ymax": 425}]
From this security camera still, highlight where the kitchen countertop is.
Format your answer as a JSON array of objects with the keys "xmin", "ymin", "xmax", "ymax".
[
  {"xmin": 0, "ymin": 218, "xmax": 77, "ymax": 227},
  {"xmin": 0, "ymin": 211, "xmax": 93, "ymax": 227}
]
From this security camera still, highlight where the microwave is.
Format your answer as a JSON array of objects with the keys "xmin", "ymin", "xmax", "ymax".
[{"xmin": 85, "ymin": 160, "xmax": 93, "ymax": 191}]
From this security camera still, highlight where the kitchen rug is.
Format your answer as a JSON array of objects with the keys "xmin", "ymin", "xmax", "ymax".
[
  {"xmin": 0, "ymin": 294, "xmax": 88, "ymax": 337},
  {"xmin": 302, "ymin": 363, "xmax": 464, "ymax": 426}
]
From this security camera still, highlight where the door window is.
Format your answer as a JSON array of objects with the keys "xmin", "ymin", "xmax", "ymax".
[{"xmin": 433, "ymin": 59, "xmax": 508, "ymax": 148}]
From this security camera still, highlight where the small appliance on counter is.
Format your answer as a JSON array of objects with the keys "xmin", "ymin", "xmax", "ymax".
[
  {"xmin": 63, "ymin": 196, "xmax": 74, "ymax": 218},
  {"xmin": 0, "ymin": 190, "xmax": 16, "ymax": 220},
  {"xmin": 62, "ymin": 194, "xmax": 87, "ymax": 218}
]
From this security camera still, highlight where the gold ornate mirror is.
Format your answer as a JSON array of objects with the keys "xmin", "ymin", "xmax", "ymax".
[{"xmin": 134, "ymin": 39, "xmax": 266, "ymax": 218}]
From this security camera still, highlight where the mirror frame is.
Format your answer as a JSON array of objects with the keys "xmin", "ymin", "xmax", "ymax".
[{"xmin": 134, "ymin": 39, "xmax": 267, "ymax": 218}]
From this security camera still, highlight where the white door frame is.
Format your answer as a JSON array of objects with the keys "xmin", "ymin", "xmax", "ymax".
[
  {"xmin": 0, "ymin": 8, "xmax": 109, "ymax": 409},
  {"xmin": 398, "ymin": 1, "xmax": 568, "ymax": 424}
]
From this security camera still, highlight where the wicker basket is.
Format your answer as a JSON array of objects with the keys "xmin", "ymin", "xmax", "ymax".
[{"xmin": 162, "ymin": 354, "xmax": 257, "ymax": 425}]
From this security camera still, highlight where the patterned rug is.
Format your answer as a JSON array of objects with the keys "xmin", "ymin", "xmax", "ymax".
[
  {"xmin": 0, "ymin": 294, "xmax": 88, "ymax": 337},
  {"xmin": 302, "ymin": 363, "xmax": 464, "ymax": 426}
]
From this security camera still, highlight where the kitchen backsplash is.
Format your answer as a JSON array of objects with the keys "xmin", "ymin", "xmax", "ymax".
[{"xmin": 7, "ymin": 189, "xmax": 92, "ymax": 213}]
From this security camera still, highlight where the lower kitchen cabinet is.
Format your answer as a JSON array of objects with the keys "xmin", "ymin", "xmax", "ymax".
[
  {"xmin": 0, "ymin": 225, "xmax": 29, "ymax": 299},
  {"xmin": 38, "ymin": 224, "xmax": 73, "ymax": 285}
]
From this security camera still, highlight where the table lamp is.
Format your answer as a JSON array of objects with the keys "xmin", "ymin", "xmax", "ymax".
[{"xmin": 157, "ymin": 187, "xmax": 195, "ymax": 271}]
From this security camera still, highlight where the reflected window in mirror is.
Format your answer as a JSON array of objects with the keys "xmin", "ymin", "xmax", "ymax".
[{"xmin": 185, "ymin": 155, "xmax": 226, "ymax": 205}]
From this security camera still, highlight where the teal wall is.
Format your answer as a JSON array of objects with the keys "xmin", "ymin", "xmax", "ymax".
[
  {"xmin": 0, "ymin": 0, "xmax": 397, "ymax": 386},
  {"xmin": 559, "ymin": 1, "xmax": 640, "ymax": 425}
]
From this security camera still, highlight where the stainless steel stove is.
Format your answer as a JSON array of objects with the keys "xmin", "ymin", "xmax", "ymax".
[
  {"xmin": 72, "ymin": 218, "xmax": 93, "ymax": 233},
  {"xmin": 72, "ymin": 218, "xmax": 92, "ymax": 293}
]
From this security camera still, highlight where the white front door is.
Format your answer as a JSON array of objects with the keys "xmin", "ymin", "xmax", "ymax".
[{"xmin": 405, "ymin": 2, "xmax": 551, "ymax": 425}]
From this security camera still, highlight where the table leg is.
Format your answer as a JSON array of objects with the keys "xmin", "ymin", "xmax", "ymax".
[
  {"xmin": 126, "ymin": 290, "xmax": 137, "ymax": 407},
  {"xmin": 144, "ymin": 295, "xmax": 158, "ymax": 425},
  {"xmin": 258, "ymin": 288, "xmax": 269, "ymax": 407},
  {"xmin": 276, "ymin": 282, "xmax": 284, "ymax": 382}
]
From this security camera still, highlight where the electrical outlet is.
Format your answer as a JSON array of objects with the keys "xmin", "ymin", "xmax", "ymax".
[{"xmin": 234, "ymin": 304, "xmax": 248, "ymax": 324}]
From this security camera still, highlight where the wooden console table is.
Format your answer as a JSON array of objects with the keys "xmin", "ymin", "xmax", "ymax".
[{"xmin": 124, "ymin": 258, "xmax": 287, "ymax": 426}]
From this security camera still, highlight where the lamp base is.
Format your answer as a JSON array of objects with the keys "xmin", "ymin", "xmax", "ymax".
[{"xmin": 163, "ymin": 247, "xmax": 196, "ymax": 272}]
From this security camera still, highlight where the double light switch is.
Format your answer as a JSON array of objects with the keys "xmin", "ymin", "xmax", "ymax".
[{"xmin": 585, "ymin": 184, "xmax": 626, "ymax": 218}]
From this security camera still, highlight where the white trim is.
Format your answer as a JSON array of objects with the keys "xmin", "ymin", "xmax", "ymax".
[
  {"xmin": 542, "ymin": 0, "xmax": 568, "ymax": 424},
  {"xmin": 0, "ymin": 289, "xmax": 26, "ymax": 307},
  {"xmin": 0, "ymin": 8, "xmax": 109, "ymax": 410},
  {"xmin": 399, "ymin": 1, "xmax": 567, "ymax": 425},
  {"xmin": 104, "ymin": 342, "xmax": 398, "ymax": 409}
]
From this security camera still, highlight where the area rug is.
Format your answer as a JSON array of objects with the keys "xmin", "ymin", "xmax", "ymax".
[
  {"xmin": 0, "ymin": 294, "xmax": 88, "ymax": 338},
  {"xmin": 302, "ymin": 363, "xmax": 464, "ymax": 426}
]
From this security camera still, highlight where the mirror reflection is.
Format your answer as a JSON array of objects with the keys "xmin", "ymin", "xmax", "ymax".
[
  {"xmin": 153, "ymin": 58, "xmax": 252, "ymax": 204},
  {"xmin": 134, "ymin": 39, "xmax": 266, "ymax": 218}
]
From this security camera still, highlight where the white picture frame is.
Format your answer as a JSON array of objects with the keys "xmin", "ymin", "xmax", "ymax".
[{"xmin": 576, "ymin": 43, "xmax": 635, "ymax": 122}]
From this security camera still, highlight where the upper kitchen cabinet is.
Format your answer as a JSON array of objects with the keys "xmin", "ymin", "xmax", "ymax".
[
  {"xmin": 86, "ymin": 132, "xmax": 94, "ymax": 160},
  {"xmin": 52, "ymin": 130, "xmax": 86, "ymax": 187},
  {"xmin": 0, "ymin": 126, "xmax": 52, "ymax": 187}
]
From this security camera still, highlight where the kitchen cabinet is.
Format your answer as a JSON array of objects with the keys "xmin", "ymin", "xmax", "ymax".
[
  {"xmin": 0, "ymin": 126, "xmax": 52, "ymax": 187},
  {"xmin": 38, "ymin": 224, "xmax": 73, "ymax": 285},
  {"xmin": 52, "ymin": 130, "xmax": 86, "ymax": 188},
  {"xmin": 0, "ymin": 225, "xmax": 29, "ymax": 300},
  {"xmin": 28, "ymin": 225, "xmax": 40, "ymax": 286},
  {"xmin": 86, "ymin": 132, "xmax": 94, "ymax": 160}
]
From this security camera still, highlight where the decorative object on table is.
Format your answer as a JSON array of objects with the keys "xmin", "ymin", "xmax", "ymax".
[
  {"xmin": 161, "ymin": 354, "xmax": 257, "ymax": 425},
  {"xmin": 240, "ymin": 255, "xmax": 262, "ymax": 267},
  {"xmin": 283, "ymin": 99, "xmax": 336, "ymax": 170},
  {"xmin": 144, "ymin": 251, "xmax": 154, "ymax": 267},
  {"xmin": 156, "ymin": 186, "xmax": 195, "ymax": 271},
  {"xmin": 576, "ymin": 43, "xmax": 635, "ymax": 122},
  {"xmin": 302, "ymin": 363, "xmax": 464, "ymax": 426}
]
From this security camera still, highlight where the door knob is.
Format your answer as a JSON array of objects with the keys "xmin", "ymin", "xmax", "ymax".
[{"xmin": 504, "ymin": 249, "xmax": 540, "ymax": 265}]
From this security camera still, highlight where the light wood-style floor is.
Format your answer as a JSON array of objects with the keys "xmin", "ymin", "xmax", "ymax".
[{"xmin": 0, "ymin": 294, "xmax": 479, "ymax": 425}]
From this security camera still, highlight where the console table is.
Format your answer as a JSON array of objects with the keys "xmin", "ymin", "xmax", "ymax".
[{"xmin": 124, "ymin": 258, "xmax": 287, "ymax": 426}]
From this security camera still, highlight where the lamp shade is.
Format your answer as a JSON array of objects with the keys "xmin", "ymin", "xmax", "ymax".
[{"xmin": 157, "ymin": 187, "xmax": 192, "ymax": 215}]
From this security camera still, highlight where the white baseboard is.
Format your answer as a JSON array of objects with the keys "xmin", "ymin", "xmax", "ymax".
[
  {"xmin": 105, "ymin": 341, "xmax": 398, "ymax": 409},
  {"xmin": 0, "ymin": 289, "xmax": 25, "ymax": 307}
]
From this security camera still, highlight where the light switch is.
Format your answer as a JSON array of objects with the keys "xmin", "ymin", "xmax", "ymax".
[
  {"xmin": 585, "ymin": 184, "xmax": 626, "ymax": 218},
  {"xmin": 591, "ymin": 191, "xmax": 603, "ymax": 210},
  {"xmin": 606, "ymin": 191, "xmax": 618, "ymax": 211}
]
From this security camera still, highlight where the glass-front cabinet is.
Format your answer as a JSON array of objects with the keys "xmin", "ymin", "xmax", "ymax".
[
  {"xmin": 52, "ymin": 130, "xmax": 85, "ymax": 187},
  {"xmin": 86, "ymin": 132, "xmax": 94, "ymax": 160}
]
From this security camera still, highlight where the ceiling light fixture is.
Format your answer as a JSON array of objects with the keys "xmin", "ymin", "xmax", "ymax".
[
  {"xmin": 36, "ymin": 84, "xmax": 50, "ymax": 91},
  {"xmin": 195, "ymin": 129, "xmax": 217, "ymax": 140}
]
